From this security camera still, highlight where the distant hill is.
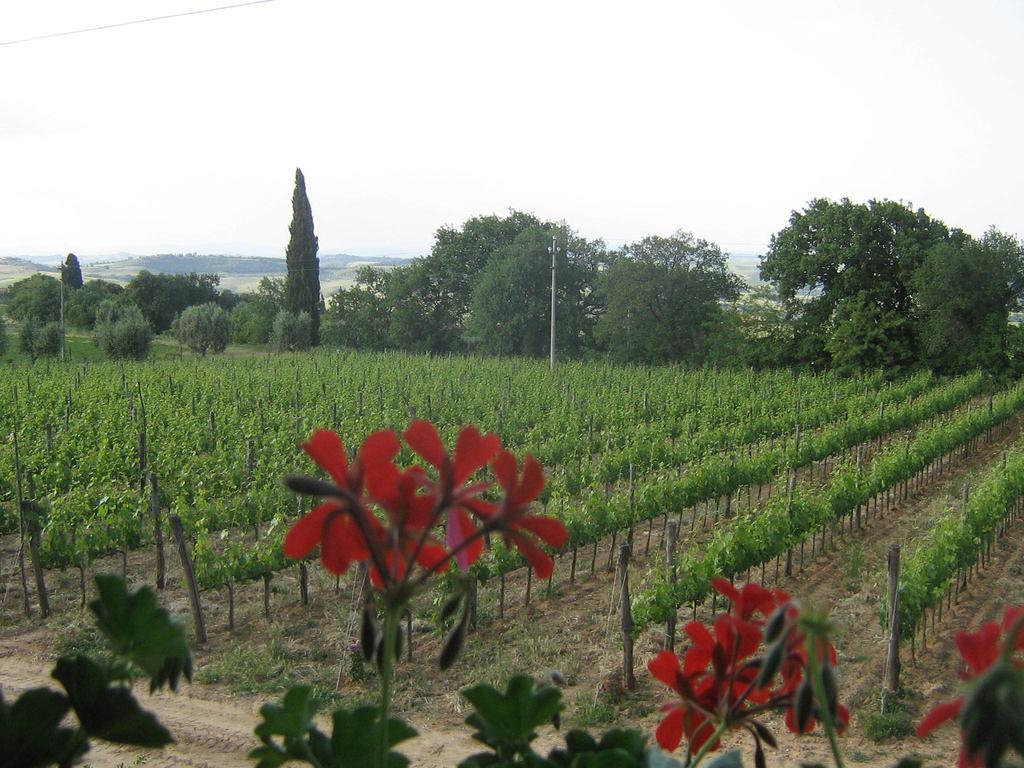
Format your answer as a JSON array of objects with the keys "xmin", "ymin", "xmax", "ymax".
[
  {"xmin": 0, "ymin": 256, "xmax": 58, "ymax": 288},
  {"xmin": 0, "ymin": 253, "xmax": 413, "ymax": 294}
]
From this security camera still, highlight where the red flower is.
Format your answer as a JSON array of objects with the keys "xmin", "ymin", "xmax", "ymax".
[
  {"xmin": 489, "ymin": 449, "xmax": 568, "ymax": 579},
  {"xmin": 648, "ymin": 650, "xmax": 721, "ymax": 754},
  {"xmin": 712, "ymin": 577, "xmax": 782, "ymax": 622},
  {"xmin": 916, "ymin": 611, "xmax": 1021, "ymax": 768},
  {"xmin": 283, "ymin": 429, "xmax": 400, "ymax": 575},
  {"xmin": 403, "ymin": 420, "xmax": 501, "ymax": 571}
]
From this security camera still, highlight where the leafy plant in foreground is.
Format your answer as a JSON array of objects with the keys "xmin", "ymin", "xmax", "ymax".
[{"xmin": 0, "ymin": 574, "xmax": 192, "ymax": 768}]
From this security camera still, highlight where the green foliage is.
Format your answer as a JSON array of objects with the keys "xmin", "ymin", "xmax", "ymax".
[
  {"xmin": 33, "ymin": 322, "xmax": 64, "ymax": 358},
  {"xmin": 94, "ymin": 303, "xmax": 152, "ymax": 360},
  {"xmin": 0, "ymin": 575, "xmax": 191, "ymax": 767},
  {"xmin": 18, "ymin": 320, "xmax": 63, "ymax": 360},
  {"xmin": 595, "ymin": 232, "xmax": 741, "ymax": 364},
  {"xmin": 322, "ymin": 267, "xmax": 394, "ymax": 351},
  {"xmin": 465, "ymin": 227, "xmax": 602, "ymax": 359},
  {"xmin": 65, "ymin": 280, "xmax": 124, "ymax": 330},
  {"xmin": 124, "ymin": 270, "xmax": 220, "ymax": 333},
  {"xmin": 459, "ymin": 674, "xmax": 564, "ymax": 764},
  {"xmin": 0, "ymin": 318, "xmax": 7, "ymax": 357},
  {"xmin": 284, "ymin": 169, "xmax": 321, "ymax": 345},
  {"xmin": 62, "ymin": 254, "xmax": 84, "ymax": 290},
  {"xmin": 173, "ymin": 302, "xmax": 230, "ymax": 356},
  {"xmin": 913, "ymin": 229, "xmax": 1024, "ymax": 374},
  {"xmin": 456, "ymin": 675, "xmax": 679, "ymax": 768},
  {"xmin": 861, "ymin": 701, "xmax": 914, "ymax": 742},
  {"xmin": 388, "ymin": 211, "xmax": 546, "ymax": 354},
  {"xmin": 89, "ymin": 574, "xmax": 192, "ymax": 692},
  {"xmin": 5, "ymin": 274, "xmax": 62, "ymax": 323},
  {"xmin": 231, "ymin": 278, "xmax": 284, "ymax": 345},
  {"xmin": 250, "ymin": 686, "xmax": 416, "ymax": 768},
  {"xmin": 270, "ymin": 310, "xmax": 312, "ymax": 352},
  {"xmin": 761, "ymin": 197, "xmax": 950, "ymax": 371}
]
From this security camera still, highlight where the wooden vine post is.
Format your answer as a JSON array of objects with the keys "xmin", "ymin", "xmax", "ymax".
[
  {"xmin": 882, "ymin": 544, "xmax": 901, "ymax": 710},
  {"xmin": 620, "ymin": 542, "xmax": 636, "ymax": 690},
  {"xmin": 25, "ymin": 473, "xmax": 50, "ymax": 619},
  {"xmin": 149, "ymin": 473, "xmax": 166, "ymax": 590},
  {"xmin": 169, "ymin": 514, "xmax": 207, "ymax": 644},
  {"xmin": 666, "ymin": 521, "xmax": 678, "ymax": 651},
  {"xmin": 12, "ymin": 420, "xmax": 31, "ymax": 618}
]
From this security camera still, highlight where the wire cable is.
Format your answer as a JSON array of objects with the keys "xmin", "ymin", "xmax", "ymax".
[{"xmin": 0, "ymin": 0, "xmax": 277, "ymax": 47}]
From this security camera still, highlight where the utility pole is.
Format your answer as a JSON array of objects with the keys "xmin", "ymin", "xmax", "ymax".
[
  {"xmin": 549, "ymin": 235, "xmax": 557, "ymax": 370},
  {"xmin": 59, "ymin": 262, "xmax": 65, "ymax": 362}
]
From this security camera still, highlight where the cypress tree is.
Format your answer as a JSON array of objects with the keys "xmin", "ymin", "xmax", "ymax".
[
  {"xmin": 284, "ymin": 168, "xmax": 321, "ymax": 344},
  {"xmin": 62, "ymin": 253, "xmax": 83, "ymax": 289}
]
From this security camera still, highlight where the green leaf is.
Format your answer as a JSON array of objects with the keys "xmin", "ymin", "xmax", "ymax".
[
  {"xmin": 461, "ymin": 675, "xmax": 563, "ymax": 759},
  {"xmin": 330, "ymin": 705, "xmax": 417, "ymax": 768},
  {"xmin": 53, "ymin": 655, "xmax": 172, "ymax": 748},
  {"xmin": 250, "ymin": 686, "xmax": 416, "ymax": 768},
  {"xmin": 0, "ymin": 688, "xmax": 86, "ymax": 768},
  {"xmin": 89, "ymin": 573, "xmax": 193, "ymax": 692}
]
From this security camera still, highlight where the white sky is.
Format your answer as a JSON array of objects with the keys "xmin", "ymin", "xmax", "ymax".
[{"xmin": 1, "ymin": 0, "xmax": 1022, "ymax": 259}]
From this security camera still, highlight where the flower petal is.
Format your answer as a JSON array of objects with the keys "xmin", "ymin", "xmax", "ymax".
[
  {"xmin": 648, "ymin": 650, "xmax": 683, "ymax": 691},
  {"xmin": 655, "ymin": 706, "xmax": 685, "ymax": 752},
  {"xmin": 453, "ymin": 426, "xmax": 501, "ymax": 485},
  {"xmin": 517, "ymin": 515, "xmax": 569, "ymax": 548},
  {"xmin": 712, "ymin": 577, "xmax": 739, "ymax": 605},
  {"xmin": 510, "ymin": 531, "xmax": 554, "ymax": 578},
  {"xmin": 512, "ymin": 455, "xmax": 545, "ymax": 505},
  {"xmin": 403, "ymin": 420, "xmax": 446, "ymax": 469},
  {"xmin": 283, "ymin": 502, "xmax": 334, "ymax": 560},
  {"xmin": 447, "ymin": 506, "xmax": 483, "ymax": 571},
  {"xmin": 916, "ymin": 697, "xmax": 964, "ymax": 738},
  {"xmin": 491, "ymin": 450, "xmax": 518, "ymax": 492},
  {"xmin": 302, "ymin": 431, "xmax": 349, "ymax": 486},
  {"xmin": 955, "ymin": 623, "xmax": 1001, "ymax": 674}
]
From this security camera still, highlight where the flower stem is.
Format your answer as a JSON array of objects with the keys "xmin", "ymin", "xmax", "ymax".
[
  {"xmin": 807, "ymin": 640, "xmax": 845, "ymax": 768},
  {"xmin": 688, "ymin": 718, "xmax": 730, "ymax": 768},
  {"xmin": 378, "ymin": 605, "xmax": 400, "ymax": 768}
]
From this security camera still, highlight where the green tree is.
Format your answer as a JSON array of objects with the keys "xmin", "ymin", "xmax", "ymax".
[
  {"xmin": 464, "ymin": 226, "xmax": 603, "ymax": 358},
  {"xmin": 270, "ymin": 309, "xmax": 312, "ymax": 352},
  {"xmin": 705, "ymin": 285, "xmax": 796, "ymax": 369},
  {"xmin": 4, "ymin": 274, "xmax": 62, "ymax": 323},
  {"xmin": 760, "ymin": 198, "xmax": 950, "ymax": 371},
  {"xmin": 65, "ymin": 279, "xmax": 124, "ymax": 329},
  {"xmin": 913, "ymin": 228, "xmax": 1024, "ymax": 374},
  {"xmin": 284, "ymin": 168, "xmax": 321, "ymax": 344},
  {"xmin": 230, "ymin": 277, "xmax": 284, "ymax": 344},
  {"xmin": 172, "ymin": 302, "xmax": 230, "ymax": 356},
  {"xmin": 595, "ymin": 231, "xmax": 742, "ymax": 364},
  {"xmin": 125, "ymin": 271, "xmax": 220, "ymax": 333},
  {"xmin": 33, "ymin": 321, "xmax": 64, "ymax": 358},
  {"xmin": 95, "ymin": 302, "xmax": 152, "ymax": 360},
  {"xmin": 0, "ymin": 319, "xmax": 7, "ymax": 358},
  {"xmin": 61, "ymin": 253, "xmax": 84, "ymax": 290},
  {"xmin": 321, "ymin": 267, "xmax": 395, "ymax": 350},
  {"xmin": 388, "ymin": 211, "xmax": 545, "ymax": 353}
]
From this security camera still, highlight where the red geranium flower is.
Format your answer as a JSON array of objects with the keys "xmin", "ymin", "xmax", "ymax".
[
  {"xmin": 403, "ymin": 420, "xmax": 501, "ymax": 571},
  {"xmin": 283, "ymin": 429, "xmax": 400, "ymax": 575},
  {"xmin": 489, "ymin": 449, "xmax": 568, "ymax": 579},
  {"xmin": 916, "ymin": 608, "xmax": 1024, "ymax": 768}
]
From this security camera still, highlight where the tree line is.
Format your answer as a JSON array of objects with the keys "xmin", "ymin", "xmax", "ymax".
[{"xmin": 2, "ymin": 189, "xmax": 1022, "ymax": 375}]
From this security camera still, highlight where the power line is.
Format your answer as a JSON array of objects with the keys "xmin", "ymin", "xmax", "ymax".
[{"xmin": 0, "ymin": 0, "xmax": 277, "ymax": 47}]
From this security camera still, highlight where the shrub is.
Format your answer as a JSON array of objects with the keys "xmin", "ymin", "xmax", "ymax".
[
  {"xmin": 95, "ymin": 303, "xmax": 152, "ymax": 360},
  {"xmin": 33, "ymin": 321, "xmax": 64, "ymax": 358},
  {"xmin": 270, "ymin": 310, "xmax": 312, "ymax": 352},
  {"xmin": 173, "ymin": 302, "xmax": 229, "ymax": 356}
]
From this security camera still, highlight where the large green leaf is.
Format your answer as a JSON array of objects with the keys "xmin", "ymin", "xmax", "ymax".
[
  {"xmin": 89, "ymin": 573, "xmax": 193, "ymax": 692},
  {"xmin": 0, "ymin": 688, "xmax": 85, "ymax": 768},
  {"xmin": 52, "ymin": 655, "xmax": 172, "ymax": 748}
]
